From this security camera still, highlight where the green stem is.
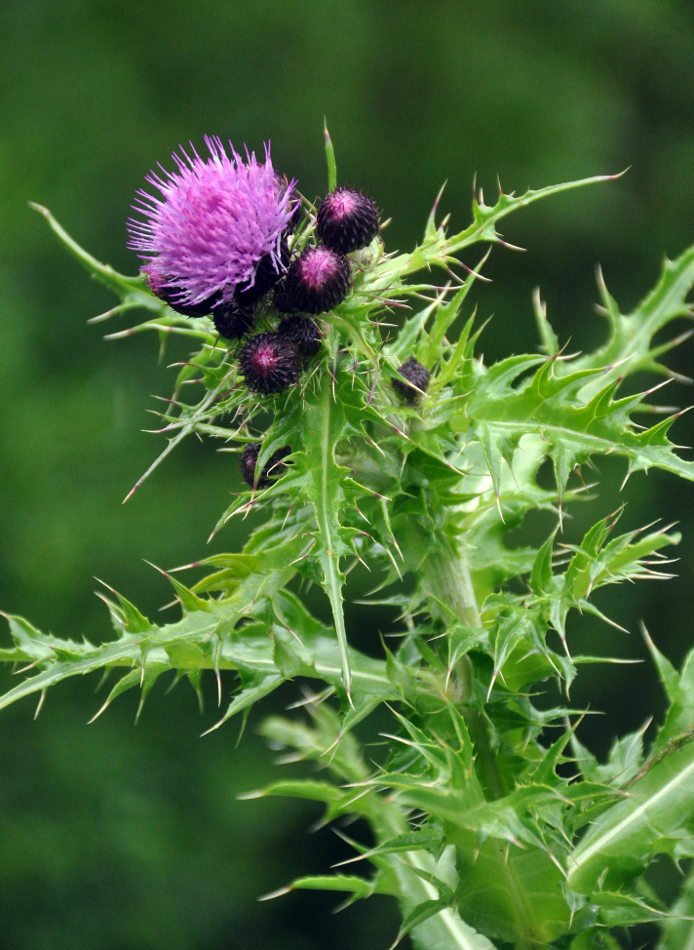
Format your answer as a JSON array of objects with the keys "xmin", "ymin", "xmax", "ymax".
[
  {"xmin": 425, "ymin": 541, "xmax": 506, "ymax": 800},
  {"xmin": 427, "ymin": 543, "xmax": 481, "ymax": 628}
]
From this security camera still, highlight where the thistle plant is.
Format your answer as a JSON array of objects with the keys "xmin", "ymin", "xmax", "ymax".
[{"xmin": 4, "ymin": 127, "xmax": 694, "ymax": 950}]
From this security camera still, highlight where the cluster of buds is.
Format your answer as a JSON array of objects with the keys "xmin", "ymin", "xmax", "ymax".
[
  {"xmin": 238, "ymin": 185, "xmax": 382, "ymax": 395},
  {"xmin": 127, "ymin": 136, "xmax": 428, "ymax": 489}
]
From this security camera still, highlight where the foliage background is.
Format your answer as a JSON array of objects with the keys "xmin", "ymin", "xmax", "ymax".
[{"xmin": 1, "ymin": 1, "xmax": 693, "ymax": 947}]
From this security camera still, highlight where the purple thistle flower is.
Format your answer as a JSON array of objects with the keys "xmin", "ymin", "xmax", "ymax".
[{"xmin": 127, "ymin": 136, "xmax": 298, "ymax": 311}]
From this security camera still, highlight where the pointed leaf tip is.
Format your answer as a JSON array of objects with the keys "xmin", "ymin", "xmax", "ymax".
[
  {"xmin": 323, "ymin": 122, "xmax": 337, "ymax": 193},
  {"xmin": 28, "ymin": 201, "xmax": 50, "ymax": 217}
]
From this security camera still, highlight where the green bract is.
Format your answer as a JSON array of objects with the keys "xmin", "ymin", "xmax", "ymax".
[{"xmin": 10, "ymin": 131, "xmax": 694, "ymax": 950}]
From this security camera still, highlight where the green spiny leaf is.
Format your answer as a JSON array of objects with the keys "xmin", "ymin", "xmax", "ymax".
[
  {"xmin": 568, "ymin": 740, "xmax": 694, "ymax": 893},
  {"xmin": 300, "ymin": 373, "xmax": 353, "ymax": 695}
]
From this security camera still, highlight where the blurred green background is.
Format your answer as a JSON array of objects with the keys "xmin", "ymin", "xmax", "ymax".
[{"xmin": 1, "ymin": 1, "xmax": 694, "ymax": 947}]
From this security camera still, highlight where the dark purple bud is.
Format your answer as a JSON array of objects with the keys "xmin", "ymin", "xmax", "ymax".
[
  {"xmin": 239, "ymin": 331, "xmax": 301, "ymax": 394},
  {"xmin": 275, "ymin": 246, "xmax": 350, "ymax": 315},
  {"xmin": 278, "ymin": 315, "xmax": 323, "ymax": 357},
  {"xmin": 240, "ymin": 442, "xmax": 291, "ymax": 488},
  {"xmin": 392, "ymin": 357, "xmax": 430, "ymax": 403},
  {"xmin": 316, "ymin": 187, "xmax": 380, "ymax": 254},
  {"xmin": 212, "ymin": 300, "xmax": 255, "ymax": 340}
]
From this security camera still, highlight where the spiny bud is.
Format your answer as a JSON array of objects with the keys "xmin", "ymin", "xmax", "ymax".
[
  {"xmin": 392, "ymin": 357, "xmax": 430, "ymax": 404},
  {"xmin": 275, "ymin": 246, "xmax": 350, "ymax": 314},
  {"xmin": 238, "ymin": 331, "xmax": 301, "ymax": 394},
  {"xmin": 212, "ymin": 301, "xmax": 255, "ymax": 340},
  {"xmin": 278, "ymin": 315, "xmax": 323, "ymax": 357},
  {"xmin": 316, "ymin": 187, "xmax": 380, "ymax": 254},
  {"xmin": 240, "ymin": 442, "xmax": 291, "ymax": 488}
]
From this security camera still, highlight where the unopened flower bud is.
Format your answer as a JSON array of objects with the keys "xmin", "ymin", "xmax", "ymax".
[
  {"xmin": 316, "ymin": 187, "xmax": 380, "ymax": 254},
  {"xmin": 238, "ymin": 332, "xmax": 301, "ymax": 394},
  {"xmin": 240, "ymin": 442, "xmax": 291, "ymax": 488},
  {"xmin": 278, "ymin": 315, "xmax": 323, "ymax": 357},
  {"xmin": 212, "ymin": 301, "xmax": 255, "ymax": 340},
  {"xmin": 275, "ymin": 246, "xmax": 350, "ymax": 315},
  {"xmin": 392, "ymin": 357, "xmax": 430, "ymax": 403}
]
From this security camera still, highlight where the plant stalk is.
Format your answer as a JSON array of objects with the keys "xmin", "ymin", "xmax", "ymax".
[{"xmin": 425, "ymin": 540, "xmax": 505, "ymax": 800}]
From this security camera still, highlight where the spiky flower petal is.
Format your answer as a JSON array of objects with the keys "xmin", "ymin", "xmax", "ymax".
[
  {"xmin": 128, "ymin": 136, "xmax": 298, "ymax": 311},
  {"xmin": 240, "ymin": 442, "xmax": 291, "ymax": 488},
  {"xmin": 316, "ymin": 187, "xmax": 380, "ymax": 253},
  {"xmin": 275, "ymin": 246, "xmax": 350, "ymax": 314},
  {"xmin": 278, "ymin": 315, "xmax": 323, "ymax": 357},
  {"xmin": 238, "ymin": 332, "xmax": 301, "ymax": 394},
  {"xmin": 392, "ymin": 357, "xmax": 430, "ymax": 403}
]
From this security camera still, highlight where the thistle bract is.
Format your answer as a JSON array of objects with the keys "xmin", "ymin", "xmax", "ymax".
[
  {"xmin": 144, "ymin": 271, "xmax": 217, "ymax": 317},
  {"xmin": 235, "ymin": 236, "xmax": 291, "ymax": 311},
  {"xmin": 127, "ymin": 135, "xmax": 298, "ymax": 309}
]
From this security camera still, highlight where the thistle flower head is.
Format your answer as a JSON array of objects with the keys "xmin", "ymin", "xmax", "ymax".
[{"xmin": 127, "ymin": 135, "xmax": 298, "ymax": 310}]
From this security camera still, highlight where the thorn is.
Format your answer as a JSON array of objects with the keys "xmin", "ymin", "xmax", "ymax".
[
  {"xmin": 34, "ymin": 689, "xmax": 46, "ymax": 720},
  {"xmin": 87, "ymin": 307, "xmax": 122, "ymax": 324},
  {"xmin": 258, "ymin": 885, "xmax": 292, "ymax": 902},
  {"xmin": 122, "ymin": 480, "xmax": 141, "ymax": 504},
  {"xmin": 494, "ymin": 490, "xmax": 505, "ymax": 524},
  {"xmin": 87, "ymin": 697, "xmax": 111, "ymax": 724},
  {"xmin": 495, "ymin": 237, "xmax": 525, "ymax": 252},
  {"xmin": 29, "ymin": 200, "xmax": 51, "ymax": 218},
  {"xmin": 215, "ymin": 668, "xmax": 222, "ymax": 707},
  {"xmin": 486, "ymin": 669, "xmax": 499, "ymax": 703}
]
